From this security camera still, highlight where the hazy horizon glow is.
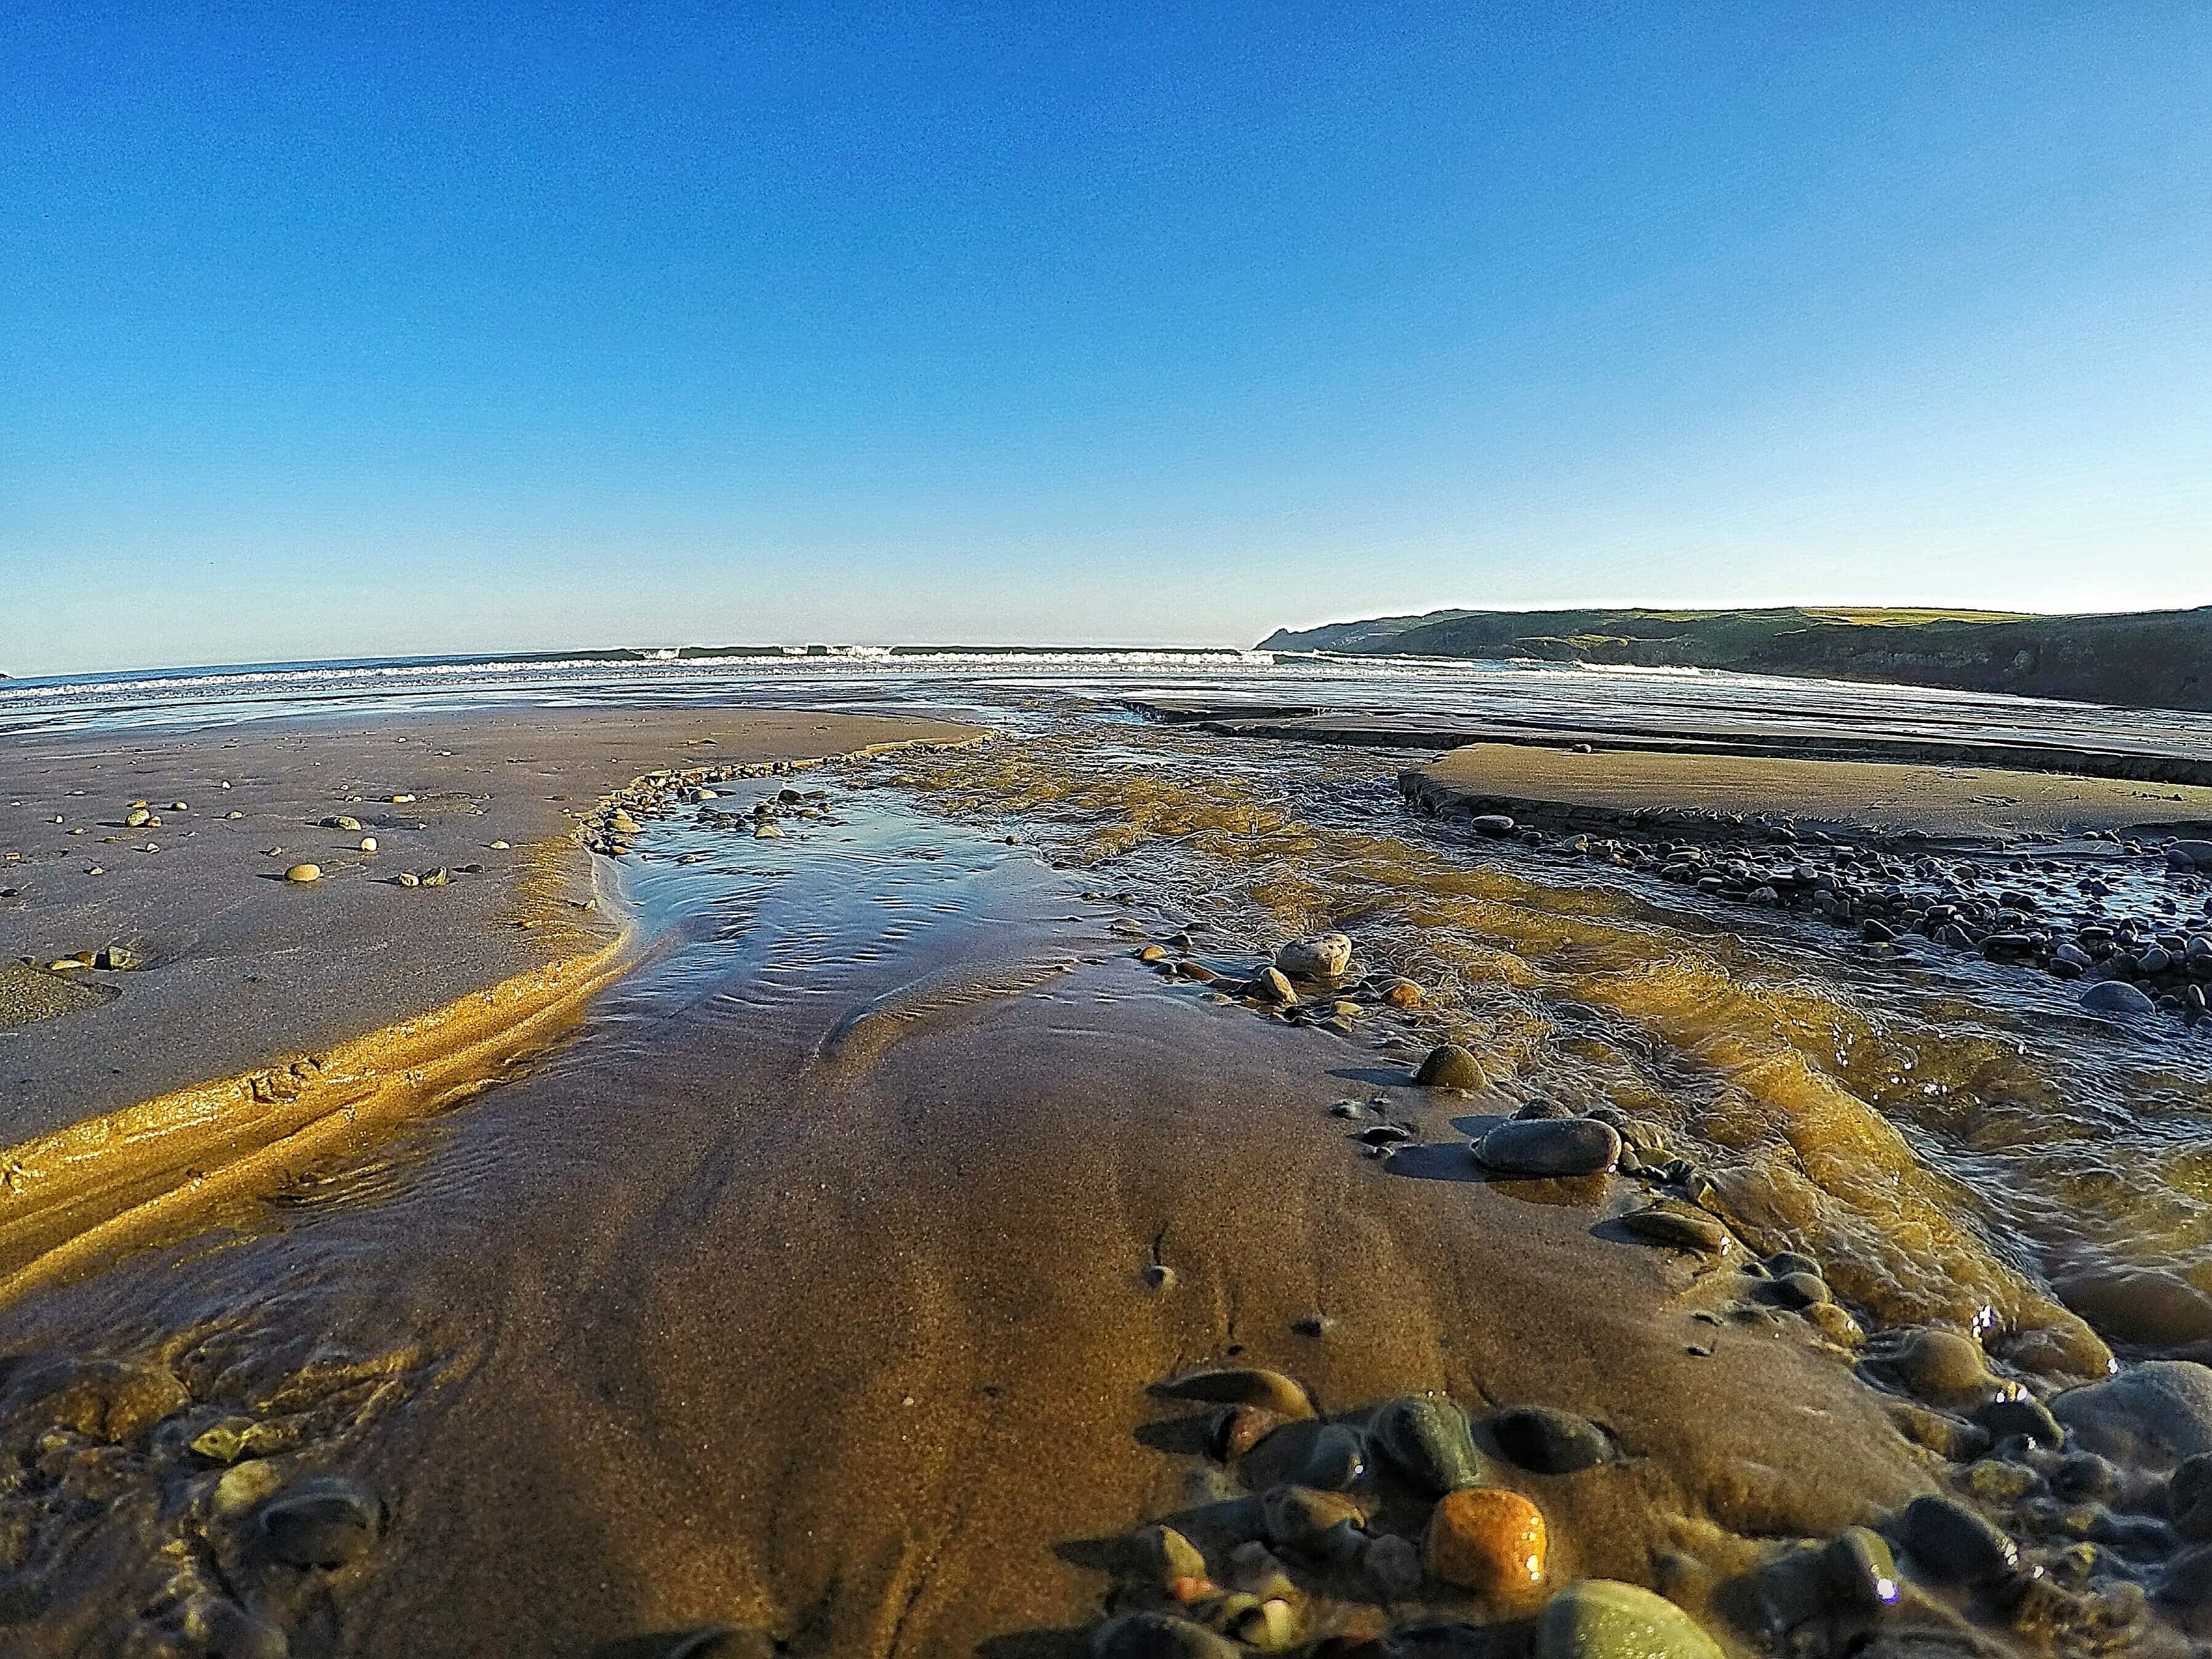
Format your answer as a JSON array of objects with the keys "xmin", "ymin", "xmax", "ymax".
[{"xmin": 6, "ymin": 4, "xmax": 2210, "ymax": 677}]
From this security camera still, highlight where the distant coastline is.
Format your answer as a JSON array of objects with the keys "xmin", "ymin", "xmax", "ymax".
[{"xmin": 1259, "ymin": 604, "xmax": 2212, "ymax": 713}]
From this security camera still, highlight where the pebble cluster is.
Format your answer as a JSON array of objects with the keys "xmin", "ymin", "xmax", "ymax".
[{"xmin": 1402, "ymin": 788, "xmax": 2212, "ymax": 1028}]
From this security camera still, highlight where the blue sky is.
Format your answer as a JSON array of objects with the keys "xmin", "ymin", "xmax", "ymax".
[{"xmin": 4, "ymin": 4, "xmax": 2208, "ymax": 674}]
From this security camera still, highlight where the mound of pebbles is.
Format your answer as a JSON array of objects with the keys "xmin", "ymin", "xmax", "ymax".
[{"xmin": 1400, "ymin": 788, "xmax": 2212, "ymax": 1029}]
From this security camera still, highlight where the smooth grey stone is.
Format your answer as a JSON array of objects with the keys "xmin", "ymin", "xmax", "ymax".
[
  {"xmin": 1491, "ymin": 1404, "xmax": 1611, "ymax": 1473},
  {"xmin": 2082, "ymin": 980, "xmax": 2157, "ymax": 1017},
  {"xmin": 1240, "ymin": 1419, "xmax": 1365, "ymax": 1492},
  {"xmin": 1370, "ymin": 1394, "xmax": 1484, "ymax": 1496},
  {"xmin": 1974, "ymin": 1396, "xmax": 2063, "ymax": 1449},
  {"xmin": 2168, "ymin": 841, "xmax": 2212, "ymax": 873},
  {"xmin": 1477, "ymin": 1117, "xmax": 1620, "ymax": 1177},
  {"xmin": 1619, "ymin": 1205, "xmax": 1729, "ymax": 1253},
  {"xmin": 2053, "ymin": 1361, "xmax": 2212, "ymax": 1464},
  {"xmin": 1468, "ymin": 814, "xmax": 1517, "ymax": 836},
  {"xmin": 1413, "ymin": 1042, "xmax": 1487, "ymax": 1090},
  {"xmin": 1770, "ymin": 1271, "xmax": 1831, "ymax": 1309},
  {"xmin": 1275, "ymin": 933, "xmax": 1351, "ymax": 979},
  {"xmin": 1901, "ymin": 1494, "xmax": 2018, "ymax": 1585}
]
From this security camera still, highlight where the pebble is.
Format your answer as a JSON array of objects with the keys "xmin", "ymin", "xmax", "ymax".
[
  {"xmin": 1370, "ymin": 1394, "xmax": 1485, "ymax": 1496},
  {"xmin": 1868, "ymin": 1327, "xmax": 1997, "ymax": 1410},
  {"xmin": 1476, "ymin": 1118, "xmax": 1620, "ymax": 1177},
  {"xmin": 258, "ymin": 1476, "xmax": 382, "ymax": 1568},
  {"xmin": 1383, "ymin": 977, "xmax": 1426, "ymax": 1009},
  {"xmin": 1250, "ymin": 966, "xmax": 1297, "ymax": 1005},
  {"xmin": 2082, "ymin": 980, "xmax": 2157, "ymax": 1017},
  {"xmin": 1276, "ymin": 934, "xmax": 1352, "ymax": 979},
  {"xmin": 1242, "ymin": 1420, "xmax": 1367, "ymax": 1492},
  {"xmin": 1769, "ymin": 1271, "xmax": 1831, "ymax": 1309},
  {"xmin": 1469, "ymin": 814, "xmax": 1517, "ymax": 836},
  {"xmin": 1536, "ymin": 1580, "xmax": 1724, "ymax": 1659},
  {"xmin": 126, "ymin": 808, "xmax": 151, "ymax": 828},
  {"xmin": 489, "ymin": 839, "xmax": 510, "ymax": 849},
  {"xmin": 359, "ymin": 837, "xmax": 377, "ymax": 852},
  {"xmin": 283, "ymin": 863, "xmax": 321, "ymax": 884},
  {"xmin": 1618, "ymin": 1204, "xmax": 1729, "ymax": 1253},
  {"xmin": 2052, "ymin": 1359, "xmax": 2212, "ymax": 1463},
  {"xmin": 1824, "ymin": 1525, "xmax": 1901, "ymax": 1610},
  {"xmin": 1490, "ymin": 1405, "xmax": 1611, "ymax": 1474},
  {"xmin": 1976, "ymin": 1396, "xmax": 2064, "ymax": 1449},
  {"xmin": 1154, "ymin": 1367, "xmax": 1314, "ymax": 1419},
  {"xmin": 1138, "ymin": 945, "xmax": 1169, "ymax": 963},
  {"xmin": 395, "ymin": 871, "xmax": 420, "ymax": 887},
  {"xmin": 1258, "ymin": 1485, "xmax": 1362, "ymax": 1556},
  {"xmin": 1214, "ymin": 1404, "xmax": 1285, "ymax": 1460},
  {"xmin": 1412, "ymin": 1042, "xmax": 1487, "ymax": 1090},
  {"xmin": 1140, "ymin": 1263, "xmax": 1176, "ymax": 1290},
  {"xmin": 1133, "ymin": 1523, "xmax": 1208, "ymax": 1588},
  {"xmin": 1901, "ymin": 1493, "xmax": 2018, "ymax": 1586},
  {"xmin": 1088, "ymin": 1612, "xmax": 1240, "ymax": 1659},
  {"xmin": 756, "ymin": 820, "xmax": 785, "ymax": 838},
  {"xmin": 420, "ymin": 867, "xmax": 449, "ymax": 887},
  {"xmin": 1424, "ymin": 1486, "xmax": 1547, "ymax": 1598}
]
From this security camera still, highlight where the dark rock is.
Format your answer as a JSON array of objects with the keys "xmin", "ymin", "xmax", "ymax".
[
  {"xmin": 1825, "ymin": 1525, "xmax": 1901, "ymax": 1610},
  {"xmin": 2053, "ymin": 1361, "xmax": 2212, "ymax": 1464},
  {"xmin": 1901, "ymin": 1494, "xmax": 2018, "ymax": 1586},
  {"xmin": 1476, "ymin": 1118, "xmax": 1620, "ymax": 1177},
  {"xmin": 1975, "ymin": 1397, "xmax": 2063, "ymax": 1449},
  {"xmin": 1618, "ymin": 1204, "xmax": 1730, "ymax": 1253},
  {"xmin": 1370, "ymin": 1394, "xmax": 1485, "ymax": 1496},
  {"xmin": 1242, "ymin": 1419, "xmax": 1367, "ymax": 1492},
  {"xmin": 1413, "ymin": 1043, "xmax": 1488, "ymax": 1090},
  {"xmin": 1490, "ymin": 1405, "xmax": 1611, "ymax": 1473},
  {"xmin": 2082, "ymin": 980, "xmax": 2157, "ymax": 1017},
  {"xmin": 1088, "ymin": 1612, "xmax": 1242, "ymax": 1659}
]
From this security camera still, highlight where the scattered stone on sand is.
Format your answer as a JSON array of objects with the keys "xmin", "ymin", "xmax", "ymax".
[
  {"xmin": 125, "ymin": 808, "xmax": 151, "ymax": 828},
  {"xmin": 359, "ymin": 836, "xmax": 377, "ymax": 852},
  {"xmin": 1138, "ymin": 943, "xmax": 1169, "ymax": 962},
  {"xmin": 1537, "ymin": 1580, "xmax": 1723, "ymax": 1659},
  {"xmin": 1768, "ymin": 1270, "xmax": 1831, "ymax": 1310},
  {"xmin": 420, "ymin": 867, "xmax": 449, "ymax": 887},
  {"xmin": 1468, "ymin": 814, "xmax": 1517, "ymax": 836},
  {"xmin": 94, "ymin": 945, "xmax": 138, "ymax": 970},
  {"xmin": 1133, "ymin": 1523, "xmax": 1209, "ymax": 1589},
  {"xmin": 1976, "ymin": 1396, "xmax": 2064, "ymax": 1448},
  {"xmin": 1250, "ymin": 966, "xmax": 1297, "ymax": 1005},
  {"xmin": 1371, "ymin": 1394, "xmax": 1485, "ymax": 1496},
  {"xmin": 1490, "ymin": 1405, "xmax": 1612, "ymax": 1474},
  {"xmin": 1258, "ymin": 1484, "xmax": 1362, "ymax": 1555},
  {"xmin": 1412, "ymin": 1042, "xmax": 1487, "ymax": 1090},
  {"xmin": 1153, "ymin": 1367, "xmax": 1316, "ymax": 1419},
  {"xmin": 1618, "ymin": 1203, "xmax": 1730, "ymax": 1253},
  {"xmin": 282, "ymin": 863, "xmax": 321, "ymax": 884},
  {"xmin": 1424, "ymin": 1486, "xmax": 1547, "ymax": 1599},
  {"xmin": 755, "ymin": 820, "xmax": 785, "ymax": 839},
  {"xmin": 1213, "ymin": 1404, "xmax": 1286, "ymax": 1461},
  {"xmin": 1241, "ymin": 1420, "xmax": 1367, "ymax": 1492},
  {"xmin": 1900, "ymin": 1493, "xmax": 2019, "ymax": 1586},
  {"xmin": 395, "ymin": 871, "xmax": 420, "ymax": 887},
  {"xmin": 1476, "ymin": 1117, "xmax": 1621, "ymax": 1177},
  {"xmin": 2082, "ymin": 980, "xmax": 2158, "ymax": 1017},
  {"xmin": 1383, "ymin": 977, "xmax": 1425, "ymax": 1009},
  {"xmin": 489, "ymin": 839, "xmax": 510, "ymax": 849},
  {"xmin": 1275, "ymin": 933, "xmax": 1352, "ymax": 979},
  {"xmin": 1140, "ymin": 1262, "xmax": 1176, "ymax": 1290},
  {"xmin": 2053, "ymin": 1361, "xmax": 2212, "ymax": 1465},
  {"xmin": 258, "ymin": 1476, "xmax": 383, "ymax": 1569}
]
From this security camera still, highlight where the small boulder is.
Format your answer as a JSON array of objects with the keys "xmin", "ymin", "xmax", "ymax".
[
  {"xmin": 1476, "ymin": 1119, "xmax": 1620, "ymax": 1178},
  {"xmin": 1412, "ymin": 1043, "xmax": 1487, "ymax": 1090},
  {"xmin": 1276, "ymin": 934, "xmax": 1352, "ymax": 980}
]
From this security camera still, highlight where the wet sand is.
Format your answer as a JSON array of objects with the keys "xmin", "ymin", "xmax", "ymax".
[
  {"xmin": 4, "ymin": 707, "xmax": 2209, "ymax": 1659},
  {"xmin": 1405, "ymin": 745, "xmax": 2212, "ymax": 842},
  {"xmin": 0, "ymin": 706, "xmax": 983, "ymax": 1135}
]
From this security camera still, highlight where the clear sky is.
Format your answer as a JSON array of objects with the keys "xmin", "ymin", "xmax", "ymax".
[{"xmin": 4, "ymin": 4, "xmax": 2208, "ymax": 675}]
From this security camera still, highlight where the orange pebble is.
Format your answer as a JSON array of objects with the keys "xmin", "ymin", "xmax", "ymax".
[
  {"xmin": 1169, "ymin": 1576, "xmax": 1215, "ymax": 1604},
  {"xmin": 1423, "ymin": 1487, "xmax": 1547, "ymax": 1599}
]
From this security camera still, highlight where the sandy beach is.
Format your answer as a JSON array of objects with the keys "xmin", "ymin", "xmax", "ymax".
[{"xmin": 0, "ymin": 695, "xmax": 2207, "ymax": 1659}]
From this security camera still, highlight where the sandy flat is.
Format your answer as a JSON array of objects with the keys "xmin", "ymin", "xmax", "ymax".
[
  {"xmin": 0, "ymin": 706, "xmax": 983, "ymax": 1140},
  {"xmin": 1405, "ymin": 742, "xmax": 2212, "ymax": 841}
]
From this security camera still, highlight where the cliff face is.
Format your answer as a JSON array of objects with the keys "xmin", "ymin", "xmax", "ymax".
[{"xmin": 1258, "ymin": 606, "xmax": 2212, "ymax": 712}]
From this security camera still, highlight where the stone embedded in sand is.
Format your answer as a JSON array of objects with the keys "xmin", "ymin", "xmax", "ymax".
[
  {"xmin": 1477, "ymin": 1119, "xmax": 1620, "ymax": 1177},
  {"xmin": 490, "ymin": 839, "xmax": 511, "ymax": 849},
  {"xmin": 1383, "ymin": 977, "xmax": 1425, "ymax": 1009},
  {"xmin": 7, "ymin": 1356, "xmax": 190, "ymax": 1444},
  {"xmin": 1088, "ymin": 1610, "xmax": 1241, "ymax": 1659},
  {"xmin": 1770, "ymin": 1271, "xmax": 1831, "ymax": 1310},
  {"xmin": 1491, "ymin": 1406, "xmax": 1611, "ymax": 1474},
  {"xmin": 1259, "ymin": 1485, "xmax": 1364, "ymax": 1555},
  {"xmin": 755, "ymin": 821, "xmax": 785, "ymax": 839},
  {"xmin": 396, "ymin": 871, "xmax": 420, "ymax": 887},
  {"xmin": 420, "ymin": 867, "xmax": 449, "ymax": 887},
  {"xmin": 214, "ymin": 1459, "xmax": 284, "ymax": 1517},
  {"xmin": 358, "ymin": 837, "xmax": 377, "ymax": 852},
  {"xmin": 611, "ymin": 810, "xmax": 642, "ymax": 834},
  {"xmin": 2053, "ymin": 1360, "xmax": 2212, "ymax": 1465},
  {"xmin": 1537, "ymin": 1580, "xmax": 1724, "ymax": 1659},
  {"xmin": 1372, "ymin": 1394, "xmax": 1485, "ymax": 1496},
  {"xmin": 1866, "ymin": 1327, "xmax": 1998, "ymax": 1411},
  {"xmin": 1618, "ymin": 1204, "xmax": 1728, "ymax": 1253},
  {"xmin": 1976, "ymin": 1396, "xmax": 2063, "ymax": 1449},
  {"xmin": 1155, "ymin": 1367, "xmax": 1315, "ymax": 1419},
  {"xmin": 1276, "ymin": 934, "xmax": 1352, "ymax": 980},
  {"xmin": 2082, "ymin": 980, "xmax": 2157, "ymax": 1017},
  {"xmin": 1364, "ymin": 1533, "xmax": 1421, "ymax": 1598},
  {"xmin": 258, "ymin": 1475, "xmax": 383, "ymax": 1568},
  {"xmin": 1215, "ymin": 1404, "xmax": 1286, "ymax": 1460},
  {"xmin": 329, "ymin": 815, "xmax": 362, "ymax": 831},
  {"xmin": 1138, "ymin": 944, "xmax": 1169, "ymax": 962},
  {"xmin": 1412, "ymin": 1043, "xmax": 1487, "ymax": 1090},
  {"xmin": 284, "ymin": 863, "xmax": 321, "ymax": 884},
  {"xmin": 125, "ymin": 808, "xmax": 151, "ymax": 828},
  {"xmin": 1250, "ymin": 966, "xmax": 1297, "ymax": 1005},
  {"xmin": 1424, "ymin": 1486, "xmax": 1547, "ymax": 1598},
  {"xmin": 1469, "ymin": 814, "xmax": 1517, "ymax": 836},
  {"xmin": 1140, "ymin": 1262, "xmax": 1176, "ymax": 1290},
  {"xmin": 1242, "ymin": 1420, "xmax": 1367, "ymax": 1492},
  {"xmin": 1901, "ymin": 1494, "xmax": 2018, "ymax": 1586}
]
